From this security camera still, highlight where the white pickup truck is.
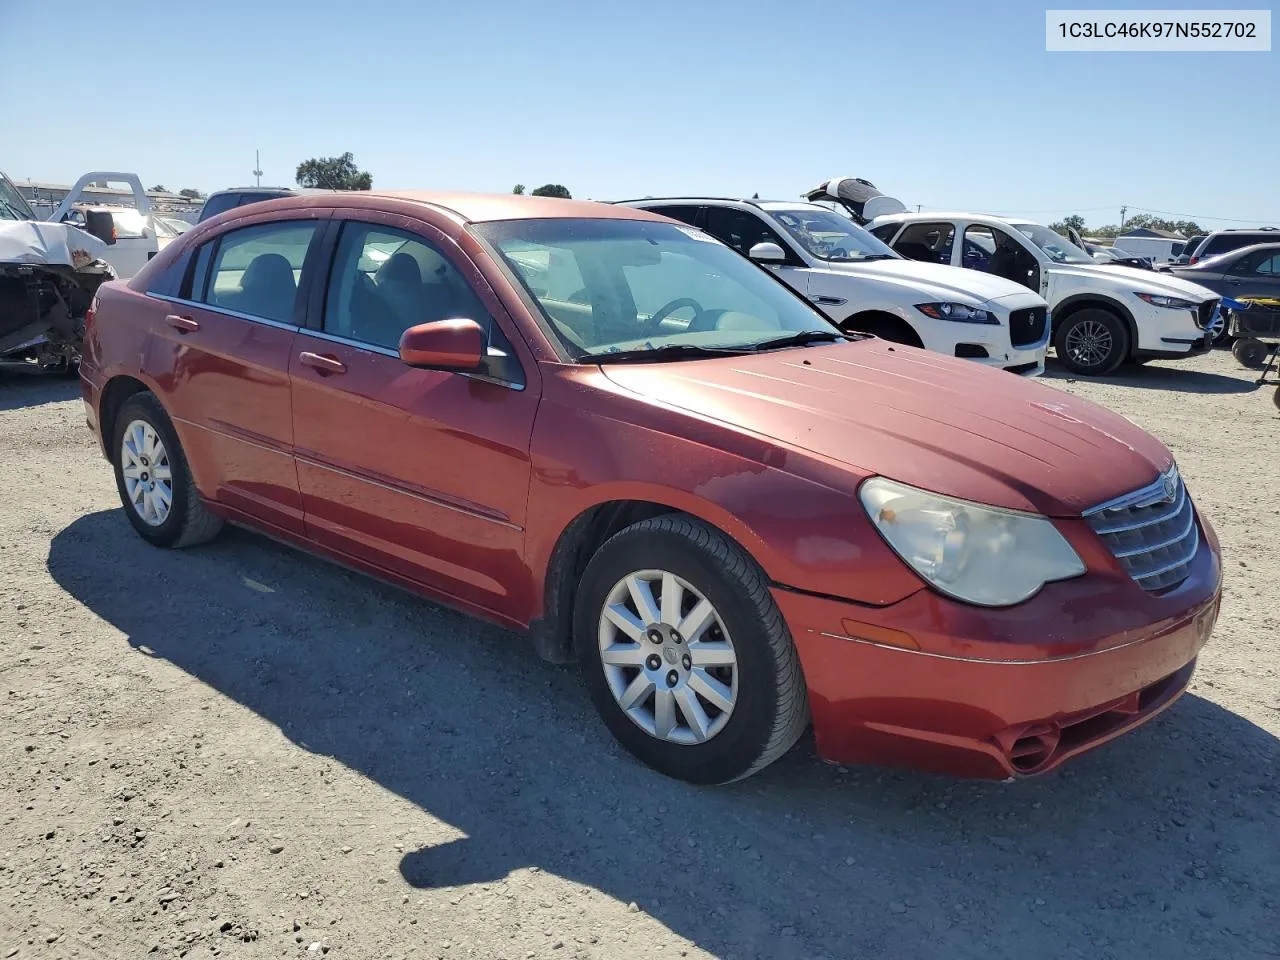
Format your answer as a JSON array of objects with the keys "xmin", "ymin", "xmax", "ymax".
[{"xmin": 48, "ymin": 171, "xmax": 160, "ymax": 279}]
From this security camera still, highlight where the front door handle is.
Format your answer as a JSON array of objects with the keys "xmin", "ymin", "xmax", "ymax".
[
  {"xmin": 298, "ymin": 351, "xmax": 347, "ymax": 376},
  {"xmin": 164, "ymin": 313, "xmax": 199, "ymax": 333}
]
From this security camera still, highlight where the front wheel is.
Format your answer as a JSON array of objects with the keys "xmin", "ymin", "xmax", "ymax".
[
  {"xmin": 111, "ymin": 392, "xmax": 224, "ymax": 548},
  {"xmin": 1054, "ymin": 309, "xmax": 1129, "ymax": 376},
  {"xmin": 574, "ymin": 516, "xmax": 809, "ymax": 784}
]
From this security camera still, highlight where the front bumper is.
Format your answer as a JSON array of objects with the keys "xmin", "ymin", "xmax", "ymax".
[{"xmin": 775, "ymin": 517, "xmax": 1222, "ymax": 779}]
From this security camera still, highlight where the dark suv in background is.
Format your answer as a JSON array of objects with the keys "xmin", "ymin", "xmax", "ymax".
[
  {"xmin": 196, "ymin": 187, "xmax": 300, "ymax": 223},
  {"xmin": 1190, "ymin": 228, "xmax": 1280, "ymax": 264}
]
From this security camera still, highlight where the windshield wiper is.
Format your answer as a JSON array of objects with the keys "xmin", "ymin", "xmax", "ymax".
[
  {"xmin": 590, "ymin": 343, "xmax": 753, "ymax": 364},
  {"xmin": 747, "ymin": 330, "xmax": 848, "ymax": 352}
]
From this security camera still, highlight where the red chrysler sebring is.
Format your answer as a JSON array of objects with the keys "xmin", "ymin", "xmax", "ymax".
[{"xmin": 79, "ymin": 191, "xmax": 1222, "ymax": 783}]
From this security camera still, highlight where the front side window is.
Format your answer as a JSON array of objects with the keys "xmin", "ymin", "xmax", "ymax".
[
  {"xmin": 474, "ymin": 217, "xmax": 842, "ymax": 359},
  {"xmin": 200, "ymin": 221, "xmax": 318, "ymax": 324},
  {"xmin": 893, "ymin": 221, "xmax": 955, "ymax": 264},
  {"xmin": 766, "ymin": 207, "xmax": 899, "ymax": 263},
  {"xmin": 644, "ymin": 205, "xmax": 701, "ymax": 227},
  {"xmin": 1009, "ymin": 222, "xmax": 1092, "ymax": 264},
  {"xmin": 703, "ymin": 207, "xmax": 791, "ymax": 258},
  {"xmin": 0, "ymin": 175, "xmax": 36, "ymax": 221},
  {"xmin": 964, "ymin": 224, "xmax": 1037, "ymax": 286},
  {"xmin": 323, "ymin": 222, "xmax": 494, "ymax": 352},
  {"xmin": 109, "ymin": 209, "xmax": 149, "ymax": 239},
  {"xmin": 868, "ymin": 223, "xmax": 900, "ymax": 243},
  {"xmin": 197, "ymin": 193, "xmax": 241, "ymax": 222}
]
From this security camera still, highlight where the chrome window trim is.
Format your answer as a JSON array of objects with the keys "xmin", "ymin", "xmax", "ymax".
[
  {"xmin": 302, "ymin": 329, "xmax": 526, "ymax": 392},
  {"xmin": 151, "ymin": 294, "xmax": 300, "ymax": 332}
]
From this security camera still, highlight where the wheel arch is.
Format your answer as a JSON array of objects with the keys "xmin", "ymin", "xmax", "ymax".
[
  {"xmin": 1052, "ymin": 295, "xmax": 1139, "ymax": 356},
  {"xmin": 529, "ymin": 498, "xmax": 762, "ymax": 664},
  {"xmin": 98, "ymin": 374, "xmax": 154, "ymax": 452},
  {"xmin": 840, "ymin": 308, "xmax": 925, "ymax": 348}
]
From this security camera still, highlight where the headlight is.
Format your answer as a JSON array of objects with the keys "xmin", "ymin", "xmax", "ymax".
[
  {"xmin": 859, "ymin": 477, "xmax": 1085, "ymax": 606},
  {"xmin": 1135, "ymin": 292, "xmax": 1198, "ymax": 310},
  {"xmin": 914, "ymin": 302, "xmax": 998, "ymax": 324}
]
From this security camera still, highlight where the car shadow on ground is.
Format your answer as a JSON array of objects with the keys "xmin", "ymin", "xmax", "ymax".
[
  {"xmin": 0, "ymin": 370, "xmax": 80, "ymax": 411},
  {"xmin": 1041, "ymin": 356, "xmax": 1259, "ymax": 394},
  {"xmin": 48, "ymin": 511, "xmax": 1280, "ymax": 960}
]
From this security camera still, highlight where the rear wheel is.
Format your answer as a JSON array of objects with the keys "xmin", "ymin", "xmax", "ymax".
[
  {"xmin": 1054, "ymin": 309, "xmax": 1129, "ymax": 376},
  {"xmin": 574, "ymin": 516, "xmax": 808, "ymax": 784},
  {"xmin": 111, "ymin": 392, "xmax": 224, "ymax": 548}
]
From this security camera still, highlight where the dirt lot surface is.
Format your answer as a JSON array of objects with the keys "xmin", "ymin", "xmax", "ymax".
[{"xmin": 1, "ymin": 350, "xmax": 1277, "ymax": 960}]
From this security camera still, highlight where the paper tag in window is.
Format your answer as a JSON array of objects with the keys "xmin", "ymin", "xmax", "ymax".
[{"xmin": 674, "ymin": 226, "xmax": 719, "ymax": 243}]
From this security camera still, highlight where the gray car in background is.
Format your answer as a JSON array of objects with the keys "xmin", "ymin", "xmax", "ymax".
[{"xmin": 1166, "ymin": 243, "xmax": 1280, "ymax": 342}]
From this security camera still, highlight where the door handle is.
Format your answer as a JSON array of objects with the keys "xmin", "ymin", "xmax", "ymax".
[
  {"xmin": 298, "ymin": 351, "xmax": 347, "ymax": 375},
  {"xmin": 164, "ymin": 313, "xmax": 199, "ymax": 333}
]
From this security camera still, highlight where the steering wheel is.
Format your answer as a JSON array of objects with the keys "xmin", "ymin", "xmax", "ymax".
[{"xmin": 645, "ymin": 297, "xmax": 705, "ymax": 334}]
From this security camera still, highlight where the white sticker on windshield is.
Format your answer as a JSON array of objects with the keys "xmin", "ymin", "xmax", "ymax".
[{"xmin": 675, "ymin": 226, "xmax": 720, "ymax": 243}]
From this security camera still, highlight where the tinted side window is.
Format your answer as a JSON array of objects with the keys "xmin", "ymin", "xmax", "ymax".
[
  {"xmin": 704, "ymin": 207, "xmax": 789, "ymax": 257},
  {"xmin": 1204, "ymin": 233, "xmax": 1269, "ymax": 257},
  {"xmin": 323, "ymin": 222, "xmax": 495, "ymax": 352},
  {"xmin": 197, "ymin": 193, "xmax": 240, "ymax": 222},
  {"xmin": 645, "ymin": 205, "xmax": 701, "ymax": 227},
  {"xmin": 964, "ymin": 224, "xmax": 1033, "ymax": 285},
  {"xmin": 869, "ymin": 223, "xmax": 900, "ymax": 242},
  {"xmin": 893, "ymin": 221, "xmax": 955, "ymax": 264},
  {"xmin": 200, "ymin": 221, "xmax": 318, "ymax": 324}
]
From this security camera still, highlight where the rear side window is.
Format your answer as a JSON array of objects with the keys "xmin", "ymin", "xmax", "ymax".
[
  {"xmin": 197, "ymin": 193, "xmax": 240, "ymax": 222},
  {"xmin": 197, "ymin": 221, "xmax": 319, "ymax": 324},
  {"xmin": 893, "ymin": 221, "xmax": 955, "ymax": 264},
  {"xmin": 644, "ymin": 205, "xmax": 702, "ymax": 227}
]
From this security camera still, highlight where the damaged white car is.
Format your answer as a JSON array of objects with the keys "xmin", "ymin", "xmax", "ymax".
[{"xmin": 1, "ymin": 170, "xmax": 115, "ymax": 375}]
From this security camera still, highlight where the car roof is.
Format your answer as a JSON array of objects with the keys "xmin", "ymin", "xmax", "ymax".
[
  {"xmin": 212, "ymin": 190, "xmax": 674, "ymax": 226},
  {"xmin": 618, "ymin": 196, "xmax": 795, "ymax": 208}
]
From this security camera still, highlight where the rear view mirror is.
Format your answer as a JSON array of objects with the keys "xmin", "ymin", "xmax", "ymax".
[
  {"xmin": 83, "ymin": 210, "xmax": 117, "ymax": 245},
  {"xmin": 399, "ymin": 318, "xmax": 485, "ymax": 371},
  {"xmin": 748, "ymin": 242, "xmax": 786, "ymax": 264}
]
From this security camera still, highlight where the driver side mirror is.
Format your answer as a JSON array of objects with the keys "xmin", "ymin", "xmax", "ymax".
[
  {"xmin": 399, "ymin": 318, "xmax": 485, "ymax": 371},
  {"xmin": 747, "ymin": 241, "xmax": 786, "ymax": 264}
]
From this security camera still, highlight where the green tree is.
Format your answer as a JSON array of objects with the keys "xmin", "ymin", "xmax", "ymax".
[
  {"xmin": 512, "ymin": 184, "xmax": 525, "ymax": 195},
  {"xmin": 1048, "ymin": 214, "xmax": 1087, "ymax": 235},
  {"xmin": 149, "ymin": 184, "xmax": 168, "ymax": 193},
  {"xmin": 1120, "ymin": 213, "xmax": 1203, "ymax": 237},
  {"xmin": 530, "ymin": 183, "xmax": 571, "ymax": 199},
  {"xmin": 295, "ymin": 152, "xmax": 373, "ymax": 190},
  {"xmin": 178, "ymin": 188, "xmax": 205, "ymax": 200}
]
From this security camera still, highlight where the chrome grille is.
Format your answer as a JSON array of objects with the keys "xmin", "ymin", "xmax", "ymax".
[{"xmin": 1084, "ymin": 467, "xmax": 1198, "ymax": 592}]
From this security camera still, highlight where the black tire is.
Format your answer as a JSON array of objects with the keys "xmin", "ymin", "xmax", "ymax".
[
  {"xmin": 574, "ymin": 515, "xmax": 808, "ymax": 784},
  {"xmin": 1273, "ymin": 386, "xmax": 1280, "ymax": 413},
  {"xmin": 110, "ymin": 392, "xmax": 224, "ymax": 548},
  {"xmin": 1232, "ymin": 337, "xmax": 1269, "ymax": 369},
  {"xmin": 842, "ymin": 314, "xmax": 924, "ymax": 348},
  {"xmin": 1053, "ymin": 308, "xmax": 1129, "ymax": 376}
]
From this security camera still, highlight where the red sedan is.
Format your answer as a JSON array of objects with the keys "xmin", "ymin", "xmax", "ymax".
[{"xmin": 79, "ymin": 191, "xmax": 1222, "ymax": 783}]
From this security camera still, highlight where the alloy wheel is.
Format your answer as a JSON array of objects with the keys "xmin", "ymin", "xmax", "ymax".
[
  {"xmin": 1063, "ymin": 319, "xmax": 1113, "ymax": 369},
  {"xmin": 120, "ymin": 419, "xmax": 173, "ymax": 527},
  {"xmin": 597, "ymin": 569, "xmax": 739, "ymax": 745}
]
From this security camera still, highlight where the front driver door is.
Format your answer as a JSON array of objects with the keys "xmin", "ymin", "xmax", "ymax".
[
  {"xmin": 702, "ymin": 207, "xmax": 812, "ymax": 300},
  {"xmin": 289, "ymin": 215, "xmax": 540, "ymax": 622},
  {"xmin": 1224, "ymin": 249, "xmax": 1280, "ymax": 300}
]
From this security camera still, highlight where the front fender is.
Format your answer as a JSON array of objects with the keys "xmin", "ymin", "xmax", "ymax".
[{"xmin": 524, "ymin": 367, "xmax": 925, "ymax": 617}]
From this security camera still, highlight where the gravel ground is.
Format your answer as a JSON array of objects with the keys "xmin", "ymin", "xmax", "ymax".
[{"xmin": 1, "ymin": 349, "xmax": 1277, "ymax": 960}]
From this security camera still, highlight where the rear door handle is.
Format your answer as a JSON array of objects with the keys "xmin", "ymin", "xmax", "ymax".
[
  {"xmin": 164, "ymin": 313, "xmax": 199, "ymax": 333},
  {"xmin": 298, "ymin": 351, "xmax": 347, "ymax": 375}
]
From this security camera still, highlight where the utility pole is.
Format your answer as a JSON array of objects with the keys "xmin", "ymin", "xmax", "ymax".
[
  {"xmin": 252, "ymin": 150, "xmax": 263, "ymax": 187},
  {"xmin": 916, "ymin": 204, "xmax": 922, "ymax": 212},
  {"xmin": 1120, "ymin": 205, "xmax": 1127, "ymax": 230}
]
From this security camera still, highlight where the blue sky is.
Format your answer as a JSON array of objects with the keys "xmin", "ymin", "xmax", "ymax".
[{"xmin": 1, "ymin": 0, "xmax": 1275, "ymax": 230}]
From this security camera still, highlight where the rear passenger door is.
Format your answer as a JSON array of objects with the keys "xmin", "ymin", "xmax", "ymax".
[
  {"xmin": 151, "ymin": 212, "xmax": 327, "ymax": 534},
  {"xmin": 288, "ymin": 214, "xmax": 540, "ymax": 620}
]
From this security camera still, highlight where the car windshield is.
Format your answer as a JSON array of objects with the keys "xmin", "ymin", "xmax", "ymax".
[
  {"xmin": 474, "ymin": 217, "xmax": 844, "ymax": 359},
  {"xmin": 0, "ymin": 175, "xmax": 35, "ymax": 221},
  {"xmin": 1010, "ymin": 222, "xmax": 1095, "ymax": 264},
  {"xmin": 765, "ymin": 207, "xmax": 900, "ymax": 262}
]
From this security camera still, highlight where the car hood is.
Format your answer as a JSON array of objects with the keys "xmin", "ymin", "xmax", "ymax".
[
  {"xmin": 822, "ymin": 258, "xmax": 1036, "ymax": 304},
  {"xmin": 1051, "ymin": 262, "xmax": 1219, "ymax": 300},
  {"xmin": 600, "ymin": 340, "xmax": 1173, "ymax": 516}
]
